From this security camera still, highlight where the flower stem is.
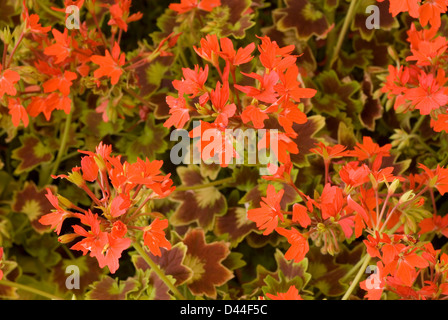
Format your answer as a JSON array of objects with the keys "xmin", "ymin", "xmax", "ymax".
[
  {"xmin": 123, "ymin": 87, "xmax": 154, "ymax": 111},
  {"xmin": 410, "ymin": 114, "xmax": 426, "ymax": 135},
  {"xmin": 0, "ymin": 279, "xmax": 64, "ymax": 300},
  {"xmin": 327, "ymin": 0, "xmax": 360, "ymax": 69},
  {"xmin": 340, "ymin": 253, "xmax": 367, "ymax": 283},
  {"xmin": 341, "ymin": 254, "xmax": 371, "ymax": 300},
  {"xmin": 47, "ymin": 100, "xmax": 74, "ymax": 185},
  {"xmin": 7, "ymin": 31, "xmax": 24, "ymax": 68},
  {"xmin": 132, "ymin": 241, "xmax": 186, "ymax": 300}
]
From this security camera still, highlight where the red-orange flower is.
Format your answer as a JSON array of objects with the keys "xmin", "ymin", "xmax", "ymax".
[
  {"xmin": 143, "ymin": 218, "xmax": 172, "ymax": 256},
  {"xmin": 404, "ymin": 71, "xmax": 448, "ymax": 115},
  {"xmin": 163, "ymin": 95, "xmax": 191, "ymax": 129},
  {"xmin": 247, "ymin": 184, "xmax": 285, "ymax": 235},
  {"xmin": 418, "ymin": 214, "xmax": 448, "ymax": 237},
  {"xmin": 266, "ymin": 285, "xmax": 303, "ymax": 300},
  {"xmin": 0, "ymin": 63, "xmax": 20, "ymax": 99},
  {"xmin": 432, "ymin": 113, "xmax": 448, "ymax": 132},
  {"xmin": 378, "ymin": 0, "xmax": 421, "ymax": 18},
  {"xmin": 310, "ymin": 142, "xmax": 350, "ymax": 161},
  {"xmin": 275, "ymin": 227, "xmax": 309, "ymax": 263},
  {"xmin": 107, "ymin": 0, "xmax": 143, "ymax": 32},
  {"xmin": 235, "ymin": 70, "xmax": 279, "ymax": 104},
  {"xmin": 348, "ymin": 136, "xmax": 392, "ymax": 161},
  {"xmin": 240, "ymin": 104, "xmax": 269, "ymax": 129},
  {"xmin": 42, "ymin": 70, "xmax": 77, "ymax": 96},
  {"xmin": 193, "ymin": 34, "xmax": 220, "ymax": 67},
  {"xmin": 91, "ymin": 42, "xmax": 126, "ymax": 85},
  {"xmin": 8, "ymin": 98, "xmax": 28, "ymax": 128},
  {"xmin": 320, "ymin": 184, "xmax": 344, "ymax": 220},
  {"xmin": 219, "ymin": 38, "xmax": 255, "ymax": 66},
  {"xmin": 169, "ymin": 0, "xmax": 221, "ymax": 14},
  {"xmin": 418, "ymin": 163, "xmax": 448, "ymax": 195},
  {"xmin": 44, "ymin": 29, "xmax": 72, "ymax": 64},
  {"xmin": 292, "ymin": 203, "xmax": 311, "ymax": 228},
  {"xmin": 340, "ymin": 161, "xmax": 371, "ymax": 188},
  {"xmin": 419, "ymin": 0, "xmax": 447, "ymax": 30},
  {"xmin": 39, "ymin": 189, "xmax": 76, "ymax": 235}
]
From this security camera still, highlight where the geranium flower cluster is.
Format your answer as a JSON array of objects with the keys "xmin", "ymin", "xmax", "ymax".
[
  {"xmin": 248, "ymin": 136, "xmax": 448, "ymax": 299},
  {"xmin": 379, "ymin": 0, "xmax": 448, "ymax": 132},
  {"xmin": 39, "ymin": 142, "xmax": 175, "ymax": 274},
  {"xmin": 0, "ymin": 0, "xmax": 178, "ymax": 127},
  {"xmin": 163, "ymin": 33, "xmax": 316, "ymax": 167}
]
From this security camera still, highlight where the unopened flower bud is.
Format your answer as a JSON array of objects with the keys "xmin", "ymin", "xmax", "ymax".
[
  {"xmin": 58, "ymin": 233, "xmax": 80, "ymax": 244},
  {"xmin": 399, "ymin": 190, "xmax": 415, "ymax": 204},
  {"xmin": 57, "ymin": 195, "xmax": 74, "ymax": 209},
  {"xmin": 388, "ymin": 178, "xmax": 400, "ymax": 195}
]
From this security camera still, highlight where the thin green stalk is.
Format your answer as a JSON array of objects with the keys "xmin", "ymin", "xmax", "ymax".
[
  {"xmin": 0, "ymin": 279, "xmax": 64, "ymax": 300},
  {"xmin": 37, "ymin": 0, "xmax": 65, "ymax": 20},
  {"xmin": 327, "ymin": 0, "xmax": 360, "ymax": 69},
  {"xmin": 47, "ymin": 101, "xmax": 74, "ymax": 185},
  {"xmin": 340, "ymin": 253, "xmax": 367, "ymax": 283},
  {"xmin": 410, "ymin": 114, "xmax": 426, "ymax": 135},
  {"xmin": 132, "ymin": 241, "xmax": 186, "ymax": 300},
  {"xmin": 341, "ymin": 254, "xmax": 371, "ymax": 300},
  {"xmin": 175, "ymin": 177, "xmax": 234, "ymax": 192}
]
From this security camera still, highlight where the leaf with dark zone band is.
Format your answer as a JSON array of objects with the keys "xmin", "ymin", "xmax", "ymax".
[
  {"xmin": 214, "ymin": 206, "xmax": 258, "ymax": 248},
  {"xmin": 170, "ymin": 165, "xmax": 227, "ymax": 230},
  {"xmin": 360, "ymin": 73, "xmax": 383, "ymax": 131},
  {"xmin": 201, "ymin": 0, "xmax": 255, "ymax": 39},
  {"xmin": 274, "ymin": 0, "xmax": 331, "ymax": 41},
  {"xmin": 85, "ymin": 276, "xmax": 139, "ymax": 300},
  {"xmin": 352, "ymin": 0, "xmax": 398, "ymax": 41},
  {"xmin": 306, "ymin": 245, "xmax": 365, "ymax": 297},
  {"xmin": 116, "ymin": 115, "xmax": 169, "ymax": 163},
  {"xmin": 127, "ymin": 269, "xmax": 176, "ymax": 300},
  {"xmin": 244, "ymin": 249, "xmax": 311, "ymax": 298},
  {"xmin": 182, "ymin": 228, "xmax": 233, "ymax": 298},
  {"xmin": 132, "ymin": 242, "xmax": 193, "ymax": 286},
  {"xmin": 289, "ymin": 115, "xmax": 326, "ymax": 168},
  {"xmin": 306, "ymin": 71, "xmax": 363, "ymax": 132},
  {"xmin": 230, "ymin": 166, "xmax": 259, "ymax": 192},
  {"xmin": 12, "ymin": 182, "xmax": 57, "ymax": 234},
  {"xmin": 135, "ymin": 55, "xmax": 175, "ymax": 98},
  {"xmin": 80, "ymin": 109, "xmax": 124, "ymax": 140},
  {"xmin": 51, "ymin": 256, "xmax": 104, "ymax": 296},
  {"xmin": 11, "ymin": 134, "xmax": 53, "ymax": 175}
]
